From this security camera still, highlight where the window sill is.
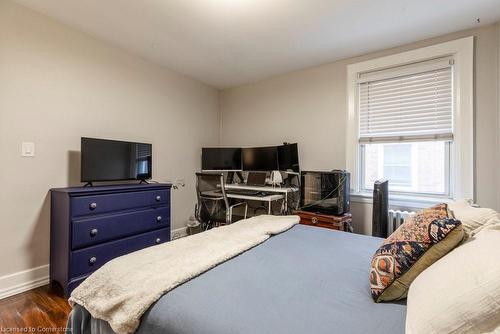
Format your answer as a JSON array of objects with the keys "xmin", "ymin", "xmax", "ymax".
[{"xmin": 351, "ymin": 192, "xmax": 453, "ymax": 210}]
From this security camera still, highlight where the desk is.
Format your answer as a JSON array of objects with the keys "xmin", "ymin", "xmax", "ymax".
[
  {"xmin": 203, "ymin": 189, "xmax": 284, "ymax": 215},
  {"xmin": 226, "ymin": 192, "xmax": 284, "ymax": 215},
  {"xmin": 224, "ymin": 184, "xmax": 299, "ymax": 214}
]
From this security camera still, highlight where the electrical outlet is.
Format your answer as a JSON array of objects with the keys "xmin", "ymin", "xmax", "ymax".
[{"xmin": 21, "ymin": 142, "xmax": 35, "ymax": 157}]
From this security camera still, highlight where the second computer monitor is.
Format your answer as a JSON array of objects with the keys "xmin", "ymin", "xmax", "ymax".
[
  {"xmin": 202, "ymin": 147, "xmax": 242, "ymax": 171},
  {"xmin": 278, "ymin": 143, "xmax": 299, "ymax": 172},
  {"xmin": 242, "ymin": 146, "xmax": 279, "ymax": 171}
]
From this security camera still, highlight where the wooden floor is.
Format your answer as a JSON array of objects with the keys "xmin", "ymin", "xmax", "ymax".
[{"xmin": 0, "ymin": 285, "xmax": 71, "ymax": 333}]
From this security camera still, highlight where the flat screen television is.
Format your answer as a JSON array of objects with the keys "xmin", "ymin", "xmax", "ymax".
[
  {"xmin": 278, "ymin": 143, "xmax": 299, "ymax": 172},
  {"xmin": 81, "ymin": 137, "xmax": 152, "ymax": 182},
  {"xmin": 201, "ymin": 147, "xmax": 242, "ymax": 171},
  {"xmin": 242, "ymin": 146, "xmax": 279, "ymax": 171}
]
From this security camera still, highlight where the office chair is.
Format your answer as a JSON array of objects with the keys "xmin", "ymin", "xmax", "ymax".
[{"xmin": 195, "ymin": 172, "xmax": 248, "ymax": 230}]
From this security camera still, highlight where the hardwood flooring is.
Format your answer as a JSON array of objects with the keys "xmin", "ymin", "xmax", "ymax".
[{"xmin": 0, "ymin": 285, "xmax": 71, "ymax": 333}]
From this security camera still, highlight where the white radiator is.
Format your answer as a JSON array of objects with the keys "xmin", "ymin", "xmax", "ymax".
[{"xmin": 388, "ymin": 209, "xmax": 415, "ymax": 234}]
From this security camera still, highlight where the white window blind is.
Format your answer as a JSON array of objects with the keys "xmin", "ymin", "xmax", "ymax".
[{"xmin": 358, "ymin": 58, "xmax": 453, "ymax": 143}]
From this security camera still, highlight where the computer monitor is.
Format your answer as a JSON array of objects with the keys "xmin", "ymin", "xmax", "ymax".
[
  {"xmin": 201, "ymin": 147, "xmax": 242, "ymax": 171},
  {"xmin": 278, "ymin": 143, "xmax": 299, "ymax": 172},
  {"xmin": 242, "ymin": 146, "xmax": 279, "ymax": 171}
]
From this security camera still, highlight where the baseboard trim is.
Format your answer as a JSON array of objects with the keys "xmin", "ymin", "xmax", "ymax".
[
  {"xmin": 0, "ymin": 265, "xmax": 50, "ymax": 300},
  {"xmin": 171, "ymin": 226, "xmax": 188, "ymax": 239}
]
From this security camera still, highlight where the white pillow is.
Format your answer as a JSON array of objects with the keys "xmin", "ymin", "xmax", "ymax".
[
  {"xmin": 448, "ymin": 199, "xmax": 499, "ymax": 237},
  {"xmin": 406, "ymin": 223, "xmax": 500, "ymax": 334}
]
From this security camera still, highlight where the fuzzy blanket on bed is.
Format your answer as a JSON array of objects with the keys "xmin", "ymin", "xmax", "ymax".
[{"xmin": 69, "ymin": 215, "xmax": 299, "ymax": 334}]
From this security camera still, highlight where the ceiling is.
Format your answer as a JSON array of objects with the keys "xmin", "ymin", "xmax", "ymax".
[{"xmin": 12, "ymin": 0, "xmax": 500, "ymax": 89}]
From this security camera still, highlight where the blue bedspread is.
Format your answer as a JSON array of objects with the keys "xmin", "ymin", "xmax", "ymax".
[{"xmin": 68, "ymin": 225, "xmax": 406, "ymax": 334}]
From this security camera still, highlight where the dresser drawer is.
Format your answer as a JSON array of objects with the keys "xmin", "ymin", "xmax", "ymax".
[
  {"xmin": 295, "ymin": 211, "xmax": 352, "ymax": 231},
  {"xmin": 71, "ymin": 189, "xmax": 169, "ymax": 217},
  {"xmin": 300, "ymin": 219, "xmax": 343, "ymax": 230},
  {"xmin": 70, "ymin": 228, "xmax": 170, "ymax": 278},
  {"xmin": 71, "ymin": 207, "xmax": 170, "ymax": 250}
]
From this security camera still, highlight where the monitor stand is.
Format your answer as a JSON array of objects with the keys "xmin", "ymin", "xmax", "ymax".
[
  {"xmin": 83, "ymin": 182, "xmax": 93, "ymax": 187},
  {"xmin": 139, "ymin": 179, "xmax": 149, "ymax": 184},
  {"xmin": 227, "ymin": 171, "xmax": 244, "ymax": 184}
]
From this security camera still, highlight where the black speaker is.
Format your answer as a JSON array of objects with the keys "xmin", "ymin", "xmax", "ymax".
[{"xmin": 372, "ymin": 179, "xmax": 389, "ymax": 238}]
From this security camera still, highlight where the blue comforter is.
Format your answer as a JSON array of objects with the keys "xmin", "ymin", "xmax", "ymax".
[{"xmin": 68, "ymin": 225, "xmax": 406, "ymax": 334}]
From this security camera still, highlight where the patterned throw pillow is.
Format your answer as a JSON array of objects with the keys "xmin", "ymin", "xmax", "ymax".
[{"xmin": 369, "ymin": 203, "xmax": 464, "ymax": 302}]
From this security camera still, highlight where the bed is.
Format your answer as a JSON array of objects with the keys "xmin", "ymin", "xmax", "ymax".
[{"xmin": 67, "ymin": 224, "xmax": 405, "ymax": 334}]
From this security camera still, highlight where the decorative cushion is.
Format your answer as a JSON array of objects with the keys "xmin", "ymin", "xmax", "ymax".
[
  {"xmin": 369, "ymin": 203, "xmax": 464, "ymax": 302},
  {"xmin": 448, "ymin": 199, "xmax": 499, "ymax": 238},
  {"xmin": 406, "ymin": 223, "xmax": 500, "ymax": 334}
]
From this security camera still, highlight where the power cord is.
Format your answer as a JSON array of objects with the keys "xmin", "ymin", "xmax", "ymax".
[{"xmin": 161, "ymin": 178, "xmax": 186, "ymax": 189}]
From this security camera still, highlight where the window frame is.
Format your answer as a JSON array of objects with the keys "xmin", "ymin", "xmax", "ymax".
[{"xmin": 346, "ymin": 37, "xmax": 474, "ymax": 203}]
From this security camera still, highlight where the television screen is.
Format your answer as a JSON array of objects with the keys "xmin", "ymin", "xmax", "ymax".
[
  {"xmin": 202, "ymin": 147, "xmax": 242, "ymax": 171},
  {"xmin": 278, "ymin": 143, "xmax": 299, "ymax": 171},
  {"xmin": 242, "ymin": 146, "xmax": 279, "ymax": 171},
  {"xmin": 81, "ymin": 137, "xmax": 152, "ymax": 182}
]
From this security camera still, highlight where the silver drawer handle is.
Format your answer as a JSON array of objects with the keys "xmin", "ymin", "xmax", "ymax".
[
  {"xmin": 156, "ymin": 216, "xmax": 162, "ymax": 222},
  {"xmin": 89, "ymin": 257, "xmax": 97, "ymax": 265},
  {"xmin": 90, "ymin": 228, "xmax": 98, "ymax": 237},
  {"xmin": 89, "ymin": 202, "xmax": 97, "ymax": 210},
  {"xmin": 155, "ymin": 195, "xmax": 161, "ymax": 202},
  {"xmin": 155, "ymin": 238, "xmax": 161, "ymax": 244}
]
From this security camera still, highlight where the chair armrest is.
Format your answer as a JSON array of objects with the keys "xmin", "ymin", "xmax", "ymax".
[
  {"xmin": 228, "ymin": 201, "xmax": 249, "ymax": 223},
  {"xmin": 230, "ymin": 202, "xmax": 247, "ymax": 209}
]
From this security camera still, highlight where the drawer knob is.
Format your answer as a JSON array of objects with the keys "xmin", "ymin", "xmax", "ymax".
[
  {"xmin": 311, "ymin": 217, "xmax": 319, "ymax": 225},
  {"xmin": 155, "ymin": 195, "xmax": 161, "ymax": 202},
  {"xmin": 89, "ymin": 202, "xmax": 97, "ymax": 210},
  {"xmin": 155, "ymin": 238, "xmax": 161, "ymax": 244},
  {"xmin": 90, "ymin": 228, "xmax": 98, "ymax": 237},
  {"xmin": 156, "ymin": 216, "xmax": 162, "ymax": 222},
  {"xmin": 89, "ymin": 257, "xmax": 97, "ymax": 265}
]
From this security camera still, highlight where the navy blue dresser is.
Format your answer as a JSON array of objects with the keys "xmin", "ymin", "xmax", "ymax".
[{"xmin": 50, "ymin": 183, "xmax": 171, "ymax": 296}]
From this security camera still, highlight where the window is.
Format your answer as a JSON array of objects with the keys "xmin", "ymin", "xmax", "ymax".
[
  {"xmin": 361, "ymin": 141, "xmax": 450, "ymax": 195},
  {"xmin": 347, "ymin": 37, "xmax": 474, "ymax": 202},
  {"xmin": 358, "ymin": 58, "xmax": 453, "ymax": 197},
  {"xmin": 382, "ymin": 144, "xmax": 412, "ymax": 187}
]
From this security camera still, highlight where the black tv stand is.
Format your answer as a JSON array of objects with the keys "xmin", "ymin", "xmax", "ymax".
[
  {"xmin": 83, "ymin": 182, "xmax": 93, "ymax": 187},
  {"xmin": 139, "ymin": 179, "xmax": 150, "ymax": 184}
]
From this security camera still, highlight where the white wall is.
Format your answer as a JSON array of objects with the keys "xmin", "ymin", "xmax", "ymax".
[
  {"xmin": 498, "ymin": 23, "xmax": 500, "ymax": 211},
  {"xmin": 221, "ymin": 24, "xmax": 500, "ymax": 234},
  {"xmin": 0, "ymin": 1, "xmax": 220, "ymax": 294}
]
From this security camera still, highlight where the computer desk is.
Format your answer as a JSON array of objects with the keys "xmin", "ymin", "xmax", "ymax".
[
  {"xmin": 225, "ymin": 192, "xmax": 284, "ymax": 215},
  {"xmin": 224, "ymin": 183, "xmax": 299, "ymax": 215},
  {"xmin": 204, "ymin": 188, "xmax": 284, "ymax": 215}
]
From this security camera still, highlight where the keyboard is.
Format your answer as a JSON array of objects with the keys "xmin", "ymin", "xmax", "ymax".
[{"xmin": 225, "ymin": 189, "xmax": 262, "ymax": 196}]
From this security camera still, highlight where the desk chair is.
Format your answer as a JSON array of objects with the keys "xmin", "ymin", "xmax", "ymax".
[{"xmin": 195, "ymin": 173, "xmax": 248, "ymax": 229}]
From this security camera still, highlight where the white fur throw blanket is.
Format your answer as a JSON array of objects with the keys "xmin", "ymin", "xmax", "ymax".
[{"xmin": 69, "ymin": 215, "xmax": 299, "ymax": 334}]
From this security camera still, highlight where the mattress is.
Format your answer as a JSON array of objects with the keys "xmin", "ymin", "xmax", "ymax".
[{"xmin": 67, "ymin": 225, "xmax": 406, "ymax": 334}]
